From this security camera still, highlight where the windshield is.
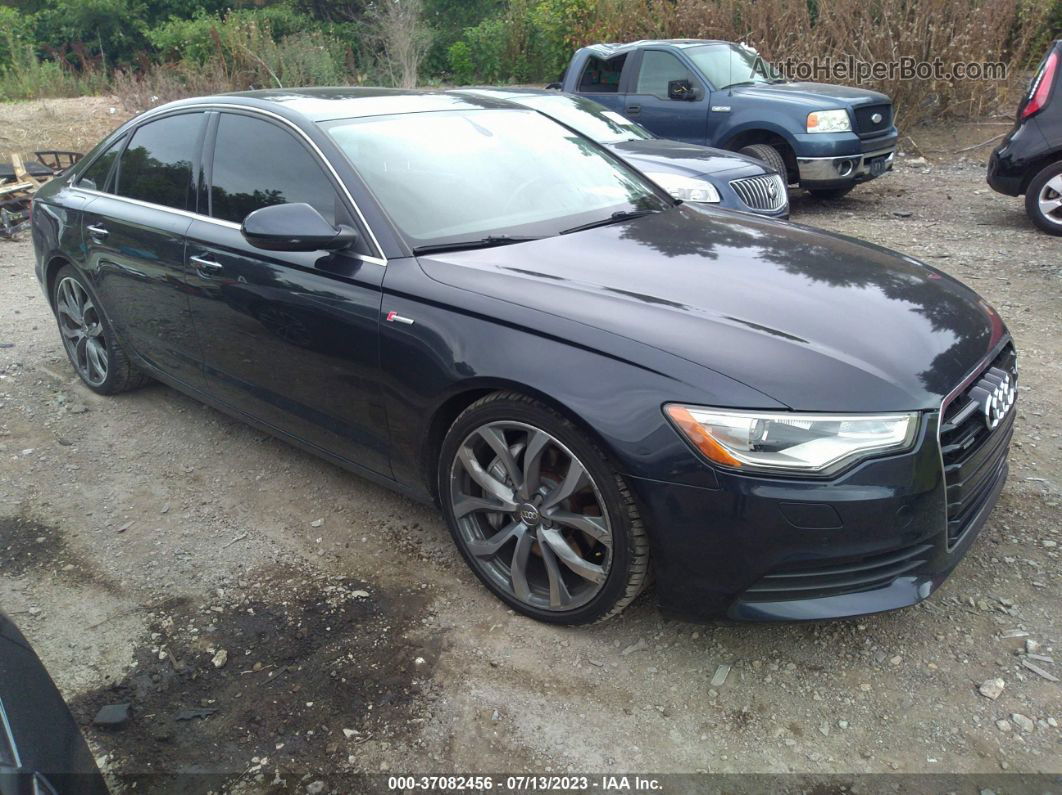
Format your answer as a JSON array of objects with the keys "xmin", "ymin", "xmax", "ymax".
[
  {"xmin": 516, "ymin": 95, "xmax": 654, "ymax": 144},
  {"xmin": 322, "ymin": 109, "xmax": 669, "ymax": 250},
  {"xmin": 685, "ymin": 43, "xmax": 783, "ymax": 90}
]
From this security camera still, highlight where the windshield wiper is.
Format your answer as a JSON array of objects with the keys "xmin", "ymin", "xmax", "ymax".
[
  {"xmin": 560, "ymin": 209, "xmax": 660, "ymax": 235},
  {"xmin": 412, "ymin": 235, "xmax": 540, "ymax": 255}
]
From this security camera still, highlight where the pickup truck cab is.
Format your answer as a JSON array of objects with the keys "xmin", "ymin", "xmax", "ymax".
[{"xmin": 555, "ymin": 39, "xmax": 899, "ymax": 198}]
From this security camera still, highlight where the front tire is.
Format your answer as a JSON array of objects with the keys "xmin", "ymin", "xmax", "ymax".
[
  {"xmin": 738, "ymin": 143, "xmax": 789, "ymax": 183},
  {"xmin": 1025, "ymin": 160, "xmax": 1062, "ymax": 235},
  {"xmin": 438, "ymin": 392, "xmax": 650, "ymax": 625},
  {"xmin": 52, "ymin": 265, "xmax": 149, "ymax": 395}
]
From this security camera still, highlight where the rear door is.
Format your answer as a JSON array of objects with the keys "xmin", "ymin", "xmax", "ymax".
[
  {"xmin": 571, "ymin": 52, "xmax": 631, "ymax": 112},
  {"xmin": 623, "ymin": 49, "xmax": 710, "ymax": 145},
  {"xmin": 80, "ymin": 111, "xmax": 207, "ymax": 388},
  {"xmin": 184, "ymin": 110, "xmax": 391, "ymax": 475}
]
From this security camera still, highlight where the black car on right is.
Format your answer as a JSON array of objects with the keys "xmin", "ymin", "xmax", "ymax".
[{"xmin": 987, "ymin": 39, "xmax": 1062, "ymax": 234}]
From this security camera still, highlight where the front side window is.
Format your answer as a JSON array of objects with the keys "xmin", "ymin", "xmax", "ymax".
[
  {"xmin": 578, "ymin": 54, "xmax": 627, "ymax": 93},
  {"xmin": 323, "ymin": 109, "xmax": 669, "ymax": 249},
  {"xmin": 209, "ymin": 113, "xmax": 340, "ymax": 226},
  {"xmin": 634, "ymin": 51, "xmax": 697, "ymax": 98},
  {"xmin": 519, "ymin": 95, "xmax": 654, "ymax": 144},
  {"xmin": 78, "ymin": 136, "xmax": 124, "ymax": 192},
  {"xmin": 684, "ymin": 43, "xmax": 782, "ymax": 90},
  {"xmin": 116, "ymin": 113, "xmax": 202, "ymax": 210}
]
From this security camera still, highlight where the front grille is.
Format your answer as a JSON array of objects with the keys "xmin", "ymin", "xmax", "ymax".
[
  {"xmin": 854, "ymin": 103, "xmax": 893, "ymax": 137},
  {"xmin": 742, "ymin": 542, "xmax": 934, "ymax": 602},
  {"xmin": 730, "ymin": 174, "xmax": 787, "ymax": 211},
  {"xmin": 940, "ymin": 345, "xmax": 1017, "ymax": 547}
]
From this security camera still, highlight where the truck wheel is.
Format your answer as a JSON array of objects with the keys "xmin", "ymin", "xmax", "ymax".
[
  {"xmin": 1024, "ymin": 160, "xmax": 1062, "ymax": 235},
  {"xmin": 807, "ymin": 185, "xmax": 855, "ymax": 200},
  {"xmin": 739, "ymin": 144, "xmax": 788, "ymax": 183}
]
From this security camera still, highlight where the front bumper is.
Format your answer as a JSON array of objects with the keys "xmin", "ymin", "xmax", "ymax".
[
  {"xmin": 797, "ymin": 146, "xmax": 895, "ymax": 188},
  {"xmin": 628, "ymin": 411, "xmax": 1009, "ymax": 622}
]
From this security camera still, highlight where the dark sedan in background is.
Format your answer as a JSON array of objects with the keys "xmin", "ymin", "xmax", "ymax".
[
  {"xmin": 31, "ymin": 88, "xmax": 1015, "ymax": 624},
  {"xmin": 0, "ymin": 612, "xmax": 108, "ymax": 794},
  {"xmin": 454, "ymin": 88, "xmax": 789, "ymax": 218}
]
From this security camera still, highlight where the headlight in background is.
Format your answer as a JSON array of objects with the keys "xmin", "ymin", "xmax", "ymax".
[
  {"xmin": 665, "ymin": 405, "xmax": 918, "ymax": 475},
  {"xmin": 806, "ymin": 109, "xmax": 852, "ymax": 134},
  {"xmin": 644, "ymin": 172, "xmax": 721, "ymax": 203}
]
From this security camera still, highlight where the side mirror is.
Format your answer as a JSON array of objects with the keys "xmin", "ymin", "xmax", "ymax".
[
  {"xmin": 241, "ymin": 203, "xmax": 357, "ymax": 252},
  {"xmin": 667, "ymin": 79, "xmax": 698, "ymax": 101}
]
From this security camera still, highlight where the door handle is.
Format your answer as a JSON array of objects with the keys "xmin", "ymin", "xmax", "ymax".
[
  {"xmin": 86, "ymin": 223, "xmax": 108, "ymax": 239},
  {"xmin": 190, "ymin": 254, "xmax": 223, "ymax": 274},
  {"xmin": 626, "ymin": 104, "xmax": 641, "ymax": 114}
]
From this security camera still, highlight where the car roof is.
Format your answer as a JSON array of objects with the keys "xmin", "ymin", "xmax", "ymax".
[
  {"xmin": 145, "ymin": 87, "xmax": 521, "ymax": 123},
  {"xmin": 581, "ymin": 39, "xmax": 729, "ymax": 57},
  {"xmin": 453, "ymin": 87, "xmax": 565, "ymax": 100}
]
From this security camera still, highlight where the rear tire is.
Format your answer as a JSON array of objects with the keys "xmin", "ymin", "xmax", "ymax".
[
  {"xmin": 1024, "ymin": 160, "xmax": 1062, "ymax": 235},
  {"xmin": 438, "ymin": 392, "xmax": 650, "ymax": 625},
  {"xmin": 52, "ymin": 265, "xmax": 150, "ymax": 395},
  {"xmin": 739, "ymin": 144, "xmax": 789, "ymax": 183},
  {"xmin": 807, "ymin": 185, "xmax": 855, "ymax": 200}
]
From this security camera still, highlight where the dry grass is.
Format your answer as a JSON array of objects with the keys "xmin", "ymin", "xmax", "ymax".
[{"xmin": 0, "ymin": 96, "xmax": 133, "ymax": 158}]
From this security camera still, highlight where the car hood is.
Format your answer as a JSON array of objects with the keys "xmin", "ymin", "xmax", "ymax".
[
  {"xmin": 731, "ymin": 82, "xmax": 891, "ymax": 110},
  {"xmin": 606, "ymin": 139, "xmax": 770, "ymax": 180},
  {"xmin": 416, "ymin": 205, "xmax": 1004, "ymax": 412}
]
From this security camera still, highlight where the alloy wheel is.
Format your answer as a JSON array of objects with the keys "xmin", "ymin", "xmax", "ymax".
[
  {"xmin": 449, "ymin": 421, "xmax": 614, "ymax": 612},
  {"xmin": 56, "ymin": 277, "xmax": 109, "ymax": 387},
  {"xmin": 1037, "ymin": 174, "xmax": 1062, "ymax": 227}
]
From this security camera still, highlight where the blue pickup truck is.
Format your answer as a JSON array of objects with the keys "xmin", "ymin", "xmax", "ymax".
[{"xmin": 554, "ymin": 39, "xmax": 899, "ymax": 198}]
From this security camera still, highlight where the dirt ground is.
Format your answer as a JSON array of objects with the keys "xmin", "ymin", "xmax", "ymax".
[{"xmin": 0, "ymin": 101, "xmax": 1060, "ymax": 793}]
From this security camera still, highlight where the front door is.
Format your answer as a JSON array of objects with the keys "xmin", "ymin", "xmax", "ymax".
[
  {"xmin": 80, "ymin": 111, "xmax": 207, "ymax": 388},
  {"xmin": 623, "ymin": 50, "xmax": 710, "ymax": 145},
  {"xmin": 185, "ymin": 111, "xmax": 391, "ymax": 476}
]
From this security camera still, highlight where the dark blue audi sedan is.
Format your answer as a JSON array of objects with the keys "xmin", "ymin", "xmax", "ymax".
[{"xmin": 30, "ymin": 89, "xmax": 1016, "ymax": 624}]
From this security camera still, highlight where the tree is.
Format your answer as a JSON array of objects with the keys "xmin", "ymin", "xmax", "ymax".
[{"xmin": 370, "ymin": 0, "xmax": 432, "ymax": 87}]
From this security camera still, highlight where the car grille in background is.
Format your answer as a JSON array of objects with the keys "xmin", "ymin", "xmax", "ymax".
[
  {"xmin": 742, "ymin": 542, "xmax": 934, "ymax": 602},
  {"xmin": 939, "ymin": 344, "xmax": 1017, "ymax": 547},
  {"xmin": 854, "ymin": 103, "xmax": 893, "ymax": 137},
  {"xmin": 729, "ymin": 174, "xmax": 787, "ymax": 211}
]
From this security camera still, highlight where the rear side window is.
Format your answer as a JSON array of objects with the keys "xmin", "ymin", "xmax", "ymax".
[
  {"xmin": 209, "ymin": 113, "xmax": 339, "ymax": 225},
  {"xmin": 578, "ymin": 54, "xmax": 627, "ymax": 93},
  {"xmin": 635, "ymin": 51, "xmax": 695, "ymax": 98},
  {"xmin": 116, "ymin": 113, "xmax": 203, "ymax": 210},
  {"xmin": 78, "ymin": 136, "xmax": 124, "ymax": 192}
]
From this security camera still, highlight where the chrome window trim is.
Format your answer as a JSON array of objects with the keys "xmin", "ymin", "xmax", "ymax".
[
  {"xmin": 0, "ymin": 696, "xmax": 22, "ymax": 769},
  {"xmin": 76, "ymin": 103, "xmax": 388, "ymax": 266}
]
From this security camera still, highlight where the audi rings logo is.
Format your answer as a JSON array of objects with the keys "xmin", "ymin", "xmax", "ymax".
[{"xmin": 971, "ymin": 368, "xmax": 1017, "ymax": 430}]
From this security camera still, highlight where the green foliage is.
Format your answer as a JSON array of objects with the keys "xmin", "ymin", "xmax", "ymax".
[
  {"xmin": 448, "ymin": 15, "xmax": 511, "ymax": 83},
  {"xmin": 147, "ymin": 2, "xmax": 319, "ymax": 64},
  {"xmin": 446, "ymin": 0, "xmax": 592, "ymax": 84},
  {"xmin": 0, "ymin": 7, "xmax": 34, "ymax": 68},
  {"xmin": 423, "ymin": 0, "xmax": 504, "ymax": 77},
  {"xmin": 0, "ymin": 38, "xmax": 109, "ymax": 100},
  {"xmin": 32, "ymin": 0, "xmax": 151, "ymax": 64}
]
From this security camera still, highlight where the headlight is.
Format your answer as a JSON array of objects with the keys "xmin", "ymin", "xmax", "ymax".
[
  {"xmin": 665, "ymin": 405, "xmax": 918, "ymax": 475},
  {"xmin": 643, "ymin": 172, "xmax": 721, "ymax": 203},
  {"xmin": 806, "ymin": 109, "xmax": 851, "ymax": 134}
]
